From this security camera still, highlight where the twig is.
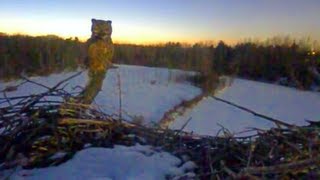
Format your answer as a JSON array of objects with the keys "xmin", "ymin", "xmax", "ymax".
[
  {"xmin": 20, "ymin": 75, "xmax": 51, "ymax": 90},
  {"xmin": 19, "ymin": 71, "xmax": 82, "ymax": 113},
  {"xmin": 0, "ymin": 80, "xmax": 27, "ymax": 93},
  {"xmin": 117, "ymin": 71, "xmax": 122, "ymax": 122},
  {"xmin": 243, "ymin": 155, "xmax": 320, "ymax": 175},
  {"xmin": 246, "ymin": 143, "xmax": 255, "ymax": 167},
  {"xmin": 220, "ymin": 160, "xmax": 237, "ymax": 178},
  {"xmin": 211, "ymin": 95, "xmax": 295, "ymax": 128},
  {"xmin": 174, "ymin": 117, "xmax": 192, "ymax": 136},
  {"xmin": 2, "ymin": 91, "xmax": 13, "ymax": 107}
]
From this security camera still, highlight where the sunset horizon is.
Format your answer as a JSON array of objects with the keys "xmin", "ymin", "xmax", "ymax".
[
  {"xmin": 1, "ymin": 0, "xmax": 320, "ymax": 45},
  {"xmin": 2, "ymin": 30, "xmax": 319, "ymax": 47}
]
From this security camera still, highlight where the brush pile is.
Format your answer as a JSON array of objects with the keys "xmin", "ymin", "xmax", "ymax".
[{"xmin": 0, "ymin": 74, "xmax": 319, "ymax": 179}]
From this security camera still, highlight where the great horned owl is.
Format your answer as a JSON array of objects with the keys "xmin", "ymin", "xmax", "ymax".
[
  {"xmin": 87, "ymin": 18, "xmax": 114, "ymax": 72},
  {"xmin": 64, "ymin": 19, "xmax": 113, "ymax": 105}
]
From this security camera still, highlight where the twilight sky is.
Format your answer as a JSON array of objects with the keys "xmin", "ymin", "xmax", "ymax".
[{"xmin": 1, "ymin": 0, "xmax": 320, "ymax": 44}]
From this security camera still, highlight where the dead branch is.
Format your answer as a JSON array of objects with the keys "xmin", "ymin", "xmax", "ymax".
[
  {"xmin": 243, "ymin": 156, "xmax": 320, "ymax": 175},
  {"xmin": 211, "ymin": 95, "xmax": 295, "ymax": 128}
]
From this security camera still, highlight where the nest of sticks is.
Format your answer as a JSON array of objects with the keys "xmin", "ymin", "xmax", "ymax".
[{"xmin": 0, "ymin": 73, "xmax": 319, "ymax": 179}]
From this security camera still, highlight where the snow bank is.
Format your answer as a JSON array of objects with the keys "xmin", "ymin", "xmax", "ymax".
[
  {"xmin": 9, "ymin": 144, "xmax": 196, "ymax": 180},
  {"xmin": 170, "ymin": 78, "xmax": 320, "ymax": 137},
  {"xmin": 0, "ymin": 65, "xmax": 201, "ymax": 124}
]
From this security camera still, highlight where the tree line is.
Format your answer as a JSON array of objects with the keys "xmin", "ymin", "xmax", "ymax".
[
  {"xmin": 114, "ymin": 39, "xmax": 320, "ymax": 90},
  {"xmin": 0, "ymin": 34, "xmax": 87, "ymax": 80},
  {"xmin": 0, "ymin": 33, "xmax": 319, "ymax": 90}
]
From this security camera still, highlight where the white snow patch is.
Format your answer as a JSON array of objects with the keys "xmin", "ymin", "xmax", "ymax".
[
  {"xmin": 9, "ymin": 144, "xmax": 196, "ymax": 180},
  {"xmin": 49, "ymin": 152, "xmax": 67, "ymax": 160},
  {"xmin": 170, "ymin": 78, "xmax": 320, "ymax": 137},
  {"xmin": 94, "ymin": 65, "xmax": 201, "ymax": 124}
]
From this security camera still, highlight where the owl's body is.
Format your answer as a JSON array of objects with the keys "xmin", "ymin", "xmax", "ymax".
[
  {"xmin": 87, "ymin": 19, "xmax": 114, "ymax": 73},
  {"xmin": 77, "ymin": 18, "xmax": 114, "ymax": 104}
]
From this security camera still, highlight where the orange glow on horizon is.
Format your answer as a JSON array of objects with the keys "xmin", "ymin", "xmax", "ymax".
[
  {"xmin": 0, "ymin": 18, "xmax": 239, "ymax": 45},
  {"xmin": 1, "ymin": 18, "xmax": 318, "ymax": 46},
  {"xmin": 1, "ymin": 29, "xmax": 238, "ymax": 45}
]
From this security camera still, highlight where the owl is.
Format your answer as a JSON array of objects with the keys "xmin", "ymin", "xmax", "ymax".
[{"xmin": 87, "ymin": 18, "xmax": 114, "ymax": 72}]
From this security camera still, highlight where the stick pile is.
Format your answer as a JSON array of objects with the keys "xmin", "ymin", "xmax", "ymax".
[{"xmin": 0, "ymin": 74, "xmax": 319, "ymax": 179}]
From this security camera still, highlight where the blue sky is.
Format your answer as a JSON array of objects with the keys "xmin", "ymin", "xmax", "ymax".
[{"xmin": 1, "ymin": 0, "xmax": 320, "ymax": 44}]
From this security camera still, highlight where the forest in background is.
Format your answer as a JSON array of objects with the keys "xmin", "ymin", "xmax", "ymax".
[
  {"xmin": 0, "ymin": 34, "xmax": 87, "ymax": 80},
  {"xmin": 0, "ymin": 33, "xmax": 319, "ymax": 90}
]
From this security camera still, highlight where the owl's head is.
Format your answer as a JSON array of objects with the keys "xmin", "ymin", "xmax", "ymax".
[{"xmin": 91, "ymin": 19, "xmax": 112, "ymax": 40}]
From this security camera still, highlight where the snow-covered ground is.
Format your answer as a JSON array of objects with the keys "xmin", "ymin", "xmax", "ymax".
[
  {"xmin": 94, "ymin": 65, "xmax": 201, "ymax": 124},
  {"xmin": 2, "ymin": 66, "xmax": 319, "ymax": 135},
  {"xmin": 170, "ymin": 78, "xmax": 320, "ymax": 137},
  {"xmin": 0, "ymin": 65, "xmax": 201, "ymax": 124},
  {"xmin": 5, "ymin": 144, "xmax": 196, "ymax": 180}
]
